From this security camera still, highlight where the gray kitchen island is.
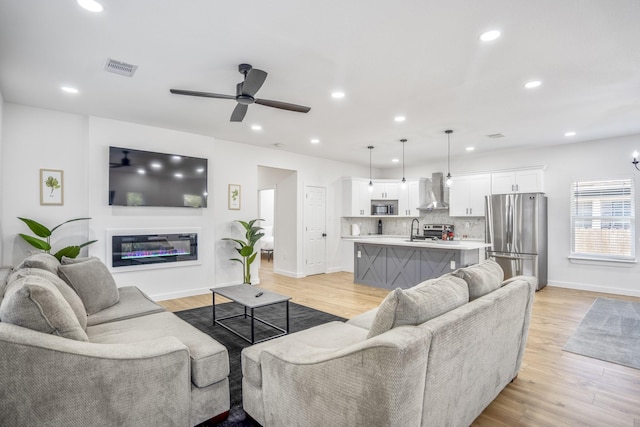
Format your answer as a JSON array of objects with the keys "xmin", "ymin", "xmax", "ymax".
[{"xmin": 353, "ymin": 237, "xmax": 491, "ymax": 290}]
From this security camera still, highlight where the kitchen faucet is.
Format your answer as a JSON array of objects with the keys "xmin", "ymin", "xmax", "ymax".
[{"xmin": 410, "ymin": 218, "xmax": 419, "ymax": 241}]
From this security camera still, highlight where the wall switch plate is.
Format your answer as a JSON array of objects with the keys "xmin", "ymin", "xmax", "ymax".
[
  {"xmin": 450, "ymin": 260, "xmax": 456, "ymax": 269},
  {"xmin": 357, "ymin": 251, "xmax": 361, "ymax": 258}
]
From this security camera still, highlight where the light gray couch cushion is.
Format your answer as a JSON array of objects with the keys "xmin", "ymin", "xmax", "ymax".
[
  {"xmin": 86, "ymin": 286, "xmax": 165, "ymax": 326},
  {"xmin": 0, "ymin": 275, "xmax": 89, "ymax": 341},
  {"xmin": 58, "ymin": 258, "xmax": 119, "ymax": 315},
  {"xmin": 0, "ymin": 267, "xmax": 13, "ymax": 301},
  {"xmin": 242, "ymin": 321, "xmax": 368, "ymax": 388},
  {"xmin": 367, "ymin": 274, "xmax": 469, "ymax": 338},
  {"xmin": 8, "ymin": 268, "xmax": 88, "ymax": 330},
  {"xmin": 346, "ymin": 307, "xmax": 378, "ymax": 330},
  {"xmin": 61, "ymin": 255, "xmax": 101, "ymax": 265},
  {"xmin": 453, "ymin": 259, "xmax": 504, "ymax": 300},
  {"xmin": 88, "ymin": 311, "xmax": 229, "ymax": 388},
  {"xmin": 16, "ymin": 253, "xmax": 60, "ymax": 275}
]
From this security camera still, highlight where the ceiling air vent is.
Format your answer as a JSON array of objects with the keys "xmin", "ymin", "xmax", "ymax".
[
  {"xmin": 104, "ymin": 58, "xmax": 138, "ymax": 77},
  {"xmin": 487, "ymin": 133, "xmax": 505, "ymax": 139}
]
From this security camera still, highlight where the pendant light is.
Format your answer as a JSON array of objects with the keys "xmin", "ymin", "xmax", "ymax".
[
  {"xmin": 445, "ymin": 130, "xmax": 453, "ymax": 187},
  {"xmin": 368, "ymin": 145, "xmax": 374, "ymax": 191},
  {"xmin": 400, "ymin": 139, "xmax": 407, "ymax": 188}
]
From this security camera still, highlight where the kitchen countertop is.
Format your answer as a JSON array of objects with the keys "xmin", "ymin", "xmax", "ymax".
[{"xmin": 348, "ymin": 236, "xmax": 491, "ymax": 250}]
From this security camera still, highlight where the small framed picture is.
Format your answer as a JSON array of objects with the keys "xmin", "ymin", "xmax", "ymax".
[
  {"xmin": 40, "ymin": 169, "xmax": 64, "ymax": 206},
  {"xmin": 228, "ymin": 184, "xmax": 241, "ymax": 210}
]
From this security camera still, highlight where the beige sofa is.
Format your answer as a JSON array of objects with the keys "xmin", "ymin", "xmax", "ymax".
[
  {"xmin": 0, "ymin": 254, "xmax": 230, "ymax": 427},
  {"xmin": 241, "ymin": 259, "xmax": 536, "ymax": 426}
]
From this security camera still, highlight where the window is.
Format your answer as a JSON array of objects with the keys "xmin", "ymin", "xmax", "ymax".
[{"xmin": 570, "ymin": 178, "xmax": 635, "ymax": 261}]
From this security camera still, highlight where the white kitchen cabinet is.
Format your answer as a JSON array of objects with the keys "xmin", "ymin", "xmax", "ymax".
[
  {"xmin": 449, "ymin": 174, "xmax": 491, "ymax": 217},
  {"xmin": 370, "ymin": 181, "xmax": 399, "ymax": 200},
  {"xmin": 398, "ymin": 179, "xmax": 426, "ymax": 216},
  {"xmin": 342, "ymin": 178, "xmax": 371, "ymax": 216},
  {"xmin": 491, "ymin": 169, "xmax": 544, "ymax": 194}
]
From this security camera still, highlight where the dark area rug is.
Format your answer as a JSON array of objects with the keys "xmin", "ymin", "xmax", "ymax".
[
  {"xmin": 176, "ymin": 301, "xmax": 346, "ymax": 426},
  {"xmin": 563, "ymin": 297, "xmax": 640, "ymax": 369}
]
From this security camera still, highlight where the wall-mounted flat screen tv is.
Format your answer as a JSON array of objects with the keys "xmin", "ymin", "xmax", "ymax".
[{"xmin": 109, "ymin": 146, "xmax": 208, "ymax": 208}]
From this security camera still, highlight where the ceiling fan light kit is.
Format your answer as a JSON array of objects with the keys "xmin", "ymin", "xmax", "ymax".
[{"xmin": 170, "ymin": 63, "xmax": 311, "ymax": 122}]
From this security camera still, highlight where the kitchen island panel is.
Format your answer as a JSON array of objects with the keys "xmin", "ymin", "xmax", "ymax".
[{"xmin": 354, "ymin": 240, "xmax": 483, "ymax": 289}]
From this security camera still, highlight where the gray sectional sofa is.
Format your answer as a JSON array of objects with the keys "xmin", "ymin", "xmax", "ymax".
[
  {"xmin": 241, "ymin": 259, "xmax": 536, "ymax": 427},
  {"xmin": 0, "ymin": 253, "xmax": 230, "ymax": 427}
]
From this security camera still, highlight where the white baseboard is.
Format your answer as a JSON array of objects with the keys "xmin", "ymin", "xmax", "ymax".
[
  {"xmin": 548, "ymin": 280, "xmax": 640, "ymax": 298},
  {"xmin": 152, "ymin": 286, "xmax": 213, "ymax": 302},
  {"xmin": 273, "ymin": 268, "xmax": 305, "ymax": 278},
  {"xmin": 326, "ymin": 266, "xmax": 345, "ymax": 274}
]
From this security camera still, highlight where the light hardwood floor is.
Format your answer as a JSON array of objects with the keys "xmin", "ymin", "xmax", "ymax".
[{"xmin": 159, "ymin": 260, "xmax": 640, "ymax": 426}]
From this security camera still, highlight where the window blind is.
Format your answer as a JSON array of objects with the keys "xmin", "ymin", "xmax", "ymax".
[{"xmin": 570, "ymin": 178, "xmax": 635, "ymax": 260}]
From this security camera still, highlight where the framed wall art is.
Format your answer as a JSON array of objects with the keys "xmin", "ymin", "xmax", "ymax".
[
  {"xmin": 40, "ymin": 169, "xmax": 64, "ymax": 206},
  {"xmin": 228, "ymin": 184, "xmax": 241, "ymax": 210}
]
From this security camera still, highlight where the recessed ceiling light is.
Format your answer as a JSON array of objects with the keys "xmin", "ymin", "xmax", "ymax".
[
  {"xmin": 524, "ymin": 80, "xmax": 542, "ymax": 89},
  {"xmin": 171, "ymin": 155, "xmax": 182, "ymax": 161},
  {"xmin": 251, "ymin": 124, "xmax": 262, "ymax": 131},
  {"xmin": 174, "ymin": 173, "xmax": 183, "ymax": 179},
  {"xmin": 137, "ymin": 169, "xmax": 146, "ymax": 175},
  {"xmin": 564, "ymin": 131, "xmax": 577, "ymax": 137},
  {"xmin": 196, "ymin": 167, "xmax": 205, "ymax": 173},
  {"xmin": 466, "ymin": 147, "xmax": 475, "ymax": 151},
  {"xmin": 310, "ymin": 138, "xmax": 320, "ymax": 144},
  {"xmin": 77, "ymin": 0, "xmax": 103, "ymax": 12},
  {"xmin": 394, "ymin": 116, "xmax": 406, "ymax": 122},
  {"xmin": 479, "ymin": 30, "xmax": 501, "ymax": 42},
  {"xmin": 392, "ymin": 158, "xmax": 400, "ymax": 163},
  {"xmin": 150, "ymin": 162, "xmax": 162, "ymax": 169},
  {"xmin": 331, "ymin": 91, "xmax": 345, "ymax": 99},
  {"xmin": 60, "ymin": 86, "xmax": 79, "ymax": 94}
]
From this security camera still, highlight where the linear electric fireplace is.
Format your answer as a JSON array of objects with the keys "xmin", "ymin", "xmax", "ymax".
[{"xmin": 111, "ymin": 232, "xmax": 198, "ymax": 268}]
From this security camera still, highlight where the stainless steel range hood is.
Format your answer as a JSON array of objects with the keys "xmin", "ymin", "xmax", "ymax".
[{"xmin": 418, "ymin": 172, "xmax": 449, "ymax": 210}]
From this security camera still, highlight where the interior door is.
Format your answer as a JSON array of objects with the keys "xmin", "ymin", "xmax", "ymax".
[{"xmin": 304, "ymin": 186, "xmax": 326, "ymax": 276}]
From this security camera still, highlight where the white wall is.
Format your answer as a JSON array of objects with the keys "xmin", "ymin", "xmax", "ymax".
[
  {"xmin": 0, "ymin": 89, "xmax": 4, "ymax": 264},
  {"xmin": 382, "ymin": 135, "xmax": 640, "ymax": 296},
  {"xmin": 1, "ymin": 104, "xmax": 90, "ymax": 266},
  {"xmin": 0, "ymin": 103, "xmax": 371, "ymax": 299}
]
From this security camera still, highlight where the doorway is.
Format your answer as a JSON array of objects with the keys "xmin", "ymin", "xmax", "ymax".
[{"xmin": 304, "ymin": 186, "xmax": 327, "ymax": 276}]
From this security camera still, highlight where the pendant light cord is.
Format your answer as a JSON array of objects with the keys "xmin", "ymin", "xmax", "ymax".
[
  {"xmin": 401, "ymin": 139, "xmax": 407, "ymax": 183},
  {"xmin": 368, "ymin": 146, "xmax": 374, "ymax": 186}
]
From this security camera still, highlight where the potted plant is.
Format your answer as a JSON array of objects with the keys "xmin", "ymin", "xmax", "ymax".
[
  {"xmin": 223, "ymin": 219, "xmax": 264, "ymax": 284},
  {"xmin": 18, "ymin": 217, "xmax": 97, "ymax": 261}
]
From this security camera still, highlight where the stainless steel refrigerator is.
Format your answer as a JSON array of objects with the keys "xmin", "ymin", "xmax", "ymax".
[{"xmin": 485, "ymin": 193, "xmax": 547, "ymax": 290}]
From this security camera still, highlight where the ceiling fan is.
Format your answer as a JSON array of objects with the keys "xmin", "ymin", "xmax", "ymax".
[
  {"xmin": 109, "ymin": 150, "xmax": 131, "ymax": 168},
  {"xmin": 169, "ymin": 63, "xmax": 311, "ymax": 122}
]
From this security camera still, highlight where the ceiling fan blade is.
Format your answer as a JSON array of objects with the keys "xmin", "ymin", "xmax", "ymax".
[
  {"xmin": 230, "ymin": 103, "xmax": 248, "ymax": 122},
  {"xmin": 170, "ymin": 89, "xmax": 235, "ymax": 100},
  {"xmin": 255, "ymin": 98, "xmax": 311, "ymax": 113},
  {"xmin": 241, "ymin": 69, "xmax": 267, "ymax": 97}
]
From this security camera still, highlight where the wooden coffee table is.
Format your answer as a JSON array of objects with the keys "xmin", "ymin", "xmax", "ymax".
[{"xmin": 210, "ymin": 285, "xmax": 291, "ymax": 344}]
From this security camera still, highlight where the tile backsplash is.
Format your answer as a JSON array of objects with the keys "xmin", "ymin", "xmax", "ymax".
[{"xmin": 341, "ymin": 212, "xmax": 485, "ymax": 240}]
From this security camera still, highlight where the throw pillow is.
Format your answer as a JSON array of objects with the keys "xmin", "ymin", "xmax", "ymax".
[
  {"xmin": 452, "ymin": 259, "xmax": 504, "ymax": 301},
  {"xmin": 9, "ymin": 268, "xmax": 88, "ymax": 330},
  {"xmin": 58, "ymin": 259, "xmax": 119, "ymax": 315},
  {"xmin": 15, "ymin": 253, "xmax": 60, "ymax": 275},
  {"xmin": 367, "ymin": 274, "xmax": 469, "ymax": 338},
  {"xmin": 0, "ymin": 275, "xmax": 89, "ymax": 341},
  {"xmin": 61, "ymin": 256, "xmax": 101, "ymax": 265}
]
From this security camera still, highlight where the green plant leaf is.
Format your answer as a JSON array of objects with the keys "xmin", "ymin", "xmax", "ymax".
[
  {"xmin": 239, "ymin": 245, "xmax": 254, "ymax": 257},
  {"xmin": 53, "ymin": 246, "xmax": 81, "ymax": 261},
  {"xmin": 248, "ymin": 252, "xmax": 257, "ymax": 264},
  {"xmin": 18, "ymin": 233, "xmax": 51, "ymax": 251},
  {"xmin": 222, "ymin": 237, "xmax": 247, "ymax": 247},
  {"xmin": 18, "ymin": 217, "xmax": 51, "ymax": 238},
  {"xmin": 50, "ymin": 217, "xmax": 91, "ymax": 234},
  {"xmin": 229, "ymin": 258, "xmax": 244, "ymax": 265},
  {"xmin": 78, "ymin": 240, "xmax": 98, "ymax": 249}
]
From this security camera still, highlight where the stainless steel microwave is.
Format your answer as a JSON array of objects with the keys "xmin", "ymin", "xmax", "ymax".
[{"xmin": 371, "ymin": 203, "xmax": 394, "ymax": 215}]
